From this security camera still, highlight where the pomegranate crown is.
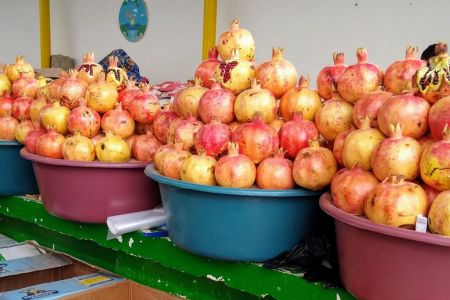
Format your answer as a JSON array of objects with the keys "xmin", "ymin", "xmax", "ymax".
[
  {"xmin": 388, "ymin": 123, "xmax": 404, "ymax": 138},
  {"xmin": 193, "ymin": 77, "xmax": 203, "ymax": 86},
  {"xmin": 332, "ymin": 52, "xmax": 345, "ymax": 65},
  {"xmin": 230, "ymin": 19, "xmax": 240, "ymax": 30},
  {"xmin": 227, "ymin": 142, "xmax": 240, "ymax": 156},
  {"xmin": 308, "ymin": 137, "xmax": 320, "ymax": 148},
  {"xmin": 298, "ymin": 75, "xmax": 310, "ymax": 88},
  {"xmin": 208, "ymin": 47, "xmax": 219, "ymax": 60},
  {"xmin": 274, "ymin": 147, "xmax": 287, "ymax": 158},
  {"xmin": 435, "ymin": 42, "xmax": 448, "ymax": 56},
  {"xmin": 272, "ymin": 47, "xmax": 285, "ymax": 59},
  {"xmin": 82, "ymin": 51, "xmax": 95, "ymax": 63},
  {"xmin": 68, "ymin": 69, "xmax": 78, "ymax": 78},
  {"xmin": 405, "ymin": 46, "xmax": 419, "ymax": 60},
  {"xmin": 250, "ymin": 78, "xmax": 261, "ymax": 89},
  {"xmin": 358, "ymin": 116, "xmax": 372, "ymax": 129},
  {"xmin": 356, "ymin": 48, "xmax": 368, "ymax": 63},
  {"xmin": 383, "ymin": 174, "xmax": 405, "ymax": 185},
  {"xmin": 108, "ymin": 56, "xmax": 119, "ymax": 68},
  {"xmin": 15, "ymin": 56, "xmax": 25, "ymax": 64}
]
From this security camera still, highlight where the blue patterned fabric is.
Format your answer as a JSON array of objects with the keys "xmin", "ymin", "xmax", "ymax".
[{"xmin": 98, "ymin": 49, "xmax": 149, "ymax": 84}]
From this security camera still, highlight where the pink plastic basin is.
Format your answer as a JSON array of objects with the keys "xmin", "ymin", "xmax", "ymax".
[
  {"xmin": 21, "ymin": 149, "xmax": 160, "ymax": 223},
  {"xmin": 320, "ymin": 192, "xmax": 450, "ymax": 300}
]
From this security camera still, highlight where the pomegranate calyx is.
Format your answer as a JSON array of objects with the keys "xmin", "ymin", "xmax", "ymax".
[
  {"xmin": 333, "ymin": 52, "xmax": 345, "ymax": 65},
  {"xmin": 388, "ymin": 123, "xmax": 404, "ymax": 139},
  {"xmin": 298, "ymin": 75, "xmax": 310, "ymax": 89},
  {"xmin": 272, "ymin": 47, "xmax": 284, "ymax": 60},
  {"xmin": 230, "ymin": 19, "xmax": 240, "ymax": 30},
  {"xmin": 356, "ymin": 48, "xmax": 368, "ymax": 64},
  {"xmin": 405, "ymin": 46, "xmax": 419, "ymax": 60}
]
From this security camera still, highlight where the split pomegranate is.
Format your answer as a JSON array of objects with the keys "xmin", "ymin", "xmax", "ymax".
[
  {"xmin": 315, "ymin": 98, "xmax": 353, "ymax": 142},
  {"xmin": 62, "ymin": 133, "xmax": 96, "ymax": 162},
  {"xmin": 0, "ymin": 115, "xmax": 19, "ymax": 140},
  {"xmin": 161, "ymin": 142, "xmax": 191, "ymax": 179},
  {"xmin": 152, "ymin": 109, "xmax": 178, "ymax": 144},
  {"xmin": 76, "ymin": 51, "xmax": 103, "ymax": 84},
  {"xmin": 6, "ymin": 56, "xmax": 34, "ymax": 81},
  {"xmin": 105, "ymin": 56, "xmax": 128, "ymax": 89},
  {"xmin": 119, "ymin": 80, "xmax": 142, "ymax": 110},
  {"xmin": 59, "ymin": 69, "xmax": 88, "ymax": 109},
  {"xmin": 24, "ymin": 126, "xmax": 45, "ymax": 154},
  {"xmin": 428, "ymin": 96, "xmax": 450, "ymax": 140},
  {"xmin": 195, "ymin": 119, "xmax": 231, "ymax": 157},
  {"xmin": 40, "ymin": 101, "xmax": 70, "ymax": 135},
  {"xmin": 195, "ymin": 47, "xmax": 221, "ymax": 88},
  {"xmin": 35, "ymin": 128, "xmax": 65, "ymax": 159},
  {"xmin": 12, "ymin": 96, "xmax": 33, "ymax": 121},
  {"xmin": 68, "ymin": 100, "xmax": 101, "ymax": 138},
  {"xmin": 30, "ymin": 97, "xmax": 49, "ymax": 122},
  {"xmin": 95, "ymin": 131, "xmax": 131, "ymax": 162},
  {"xmin": 154, "ymin": 144, "xmax": 172, "ymax": 171},
  {"xmin": 0, "ymin": 94, "xmax": 13, "ymax": 117},
  {"xmin": 217, "ymin": 19, "xmax": 255, "ymax": 61},
  {"xmin": 14, "ymin": 120, "xmax": 33, "ymax": 144},
  {"xmin": 337, "ymin": 48, "xmax": 383, "ymax": 103},
  {"xmin": 428, "ymin": 191, "xmax": 450, "ymax": 235},
  {"xmin": 180, "ymin": 152, "xmax": 217, "ymax": 186},
  {"xmin": 128, "ymin": 85, "xmax": 160, "ymax": 123},
  {"xmin": 101, "ymin": 104, "xmax": 135, "ymax": 138},
  {"xmin": 86, "ymin": 74, "xmax": 118, "ymax": 113},
  {"xmin": 12, "ymin": 73, "xmax": 38, "ymax": 99},
  {"xmin": 316, "ymin": 52, "xmax": 347, "ymax": 100},
  {"xmin": 132, "ymin": 131, "xmax": 161, "ymax": 162},
  {"xmin": 198, "ymin": 81, "xmax": 235, "ymax": 124},
  {"xmin": 256, "ymin": 148, "xmax": 294, "ymax": 189},
  {"xmin": 364, "ymin": 175, "xmax": 428, "ymax": 228},
  {"xmin": 332, "ymin": 127, "xmax": 355, "ymax": 166},
  {"xmin": 215, "ymin": 143, "xmax": 256, "ymax": 188},
  {"xmin": 292, "ymin": 139, "xmax": 337, "ymax": 191},
  {"xmin": 352, "ymin": 90, "xmax": 392, "ymax": 128},
  {"xmin": 48, "ymin": 71, "xmax": 68, "ymax": 101},
  {"xmin": 0, "ymin": 64, "xmax": 11, "ymax": 96},
  {"xmin": 169, "ymin": 115, "xmax": 203, "ymax": 150}
]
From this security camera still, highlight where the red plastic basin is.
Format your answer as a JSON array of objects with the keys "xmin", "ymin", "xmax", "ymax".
[
  {"xmin": 320, "ymin": 192, "xmax": 450, "ymax": 300},
  {"xmin": 21, "ymin": 149, "xmax": 160, "ymax": 223}
]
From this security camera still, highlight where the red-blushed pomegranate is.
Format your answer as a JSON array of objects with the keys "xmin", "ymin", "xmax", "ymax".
[
  {"xmin": 214, "ymin": 143, "xmax": 256, "ymax": 188},
  {"xmin": 331, "ymin": 164, "xmax": 379, "ymax": 215},
  {"xmin": 105, "ymin": 56, "xmax": 128, "ymax": 90},
  {"xmin": 119, "ymin": 80, "xmax": 142, "ymax": 111},
  {"xmin": 255, "ymin": 47, "xmax": 298, "ymax": 98},
  {"xmin": 0, "ymin": 115, "xmax": 19, "ymax": 140},
  {"xmin": 333, "ymin": 127, "xmax": 355, "ymax": 166},
  {"xmin": 214, "ymin": 49, "xmax": 255, "ymax": 95},
  {"xmin": 278, "ymin": 112, "xmax": 319, "ymax": 159},
  {"xmin": 384, "ymin": 46, "xmax": 426, "ymax": 94},
  {"xmin": 180, "ymin": 152, "xmax": 217, "ymax": 186},
  {"xmin": 217, "ymin": 19, "xmax": 255, "ymax": 61},
  {"xmin": 365, "ymin": 175, "xmax": 428, "ymax": 228},
  {"xmin": 420, "ymin": 126, "xmax": 450, "ymax": 191},
  {"xmin": 256, "ymin": 148, "xmax": 295, "ymax": 189},
  {"xmin": 68, "ymin": 100, "xmax": 101, "ymax": 138},
  {"xmin": 342, "ymin": 117, "xmax": 385, "ymax": 171},
  {"xmin": 195, "ymin": 47, "xmax": 221, "ymax": 88},
  {"xmin": 269, "ymin": 118, "xmax": 284, "ymax": 133},
  {"xmin": 90, "ymin": 133, "xmax": 105, "ymax": 147},
  {"xmin": 126, "ymin": 134, "xmax": 137, "ymax": 150},
  {"xmin": 315, "ymin": 98, "xmax": 353, "ymax": 142},
  {"xmin": 59, "ymin": 69, "xmax": 87, "ymax": 109},
  {"xmin": 12, "ymin": 73, "xmax": 38, "ymax": 99},
  {"xmin": 30, "ymin": 97, "xmax": 49, "ymax": 122},
  {"xmin": 198, "ymin": 81, "xmax": 235, "ymax": 124},
  {"xmin": 166, "ymin": 117, "xmax": 183, "ymax": 144},
  {"xmin": 12, "ymin": 96, "xmax": 33, "ymax": 121},
  {"xmin": 48, "ymin": 71, "xmax": 68, "ymax": 101},
  {"xmin": 421, "ymin": 183, "xmax": 440, "ymax": 206},
  {"xmin": 317, "ymin": 52, "xmax": 347, "ymax": 100},
  {"xmin": 377, "ymin": 92, "xmax": 429, "ymax": 139},
  {"xmin": 352, "ymin": 90, "xmax": 392, "ymax": 128},
  {"xmin": 6, "ymin": 56, "xmax": 35, "ymax": 82},
  {"xmin": 371, "ymin": 123, "xmax": 421, "ymax": 181},
  {"xmin": 231, "ymin": 115, "xmax": 279, "ymax": 163},
  {"xmin": 0, "ymin": 64, "xmax": 11, "ymax": 96},
  {"xmin": 95, "ymin": 131, "xmax": 131, "ymax": 162},
  {"xmin": 132, "ymin": 131, "xmax": 161, "ymax": 162},
  {"xmin": 161, "ymin": 142, "xmax": 191, "ymax": 179},
  {"xmin": 128, "ymin": 86, "xmax": 160, "ymax": 124},
  {"xmin": 35, "ymin": 128, "xmax": 65, "ymax": 159},
  {"xmin": 172, "ymin": 77, "xmax": 208, "ymax": 118},
  {"xmin": 428, "ymin": 96, "xmax": 450, "ymax": 140},
  {"xmin": 195, "ymin": 119, "xmax": 231, "ymax": 157},
  {"xmin": 280, "ymin": 76, "xmax": 322, "ymax": 121},
  {"xmin": 24, "ymin": 127, "xmax": 45, "ymax": 154},
  {"xmin": 0, "ymin": 94, "xmax": 13, "ymax": 117},
  {"xmin": 152, "ymin": 109, "xmax": 178, "ymax": 144},
  {"xmin": 234, "ymin": 79, "xmax": 277, "ymax": 124},
  {"xmin": 101, "ymin": 104, "xmax": 135, "ymax": 138},
  {"xmin": 40, "ymin": 101, "xmax": 70, "ymax": 135},
  {"xmin": 337, "ymin": 48, "xmax": 383, "ymax": 103},
  {"xmin": 154, "ymin": 144, "xmax": 172, "ymax": 171},
  {"xmin": 14, "ymin": 120, "xmax": 33, "ymax": 144},
  {"xmin": 86, "ymin": 74, "xmax": 118, "ymax": 113},
  {"xmin": 62, "ymin": 132, "xmax": 95, "ymax": 162},
  {"xmin": 169, "ymin": 115, "xmax": 203, "ymax": 150},
  {"xmin": 76, "ymin": 51, "xmax": 103, "ymax": 85},
  {"xmin": 292, "ymin": 139, "xmax": 337, "ymax": 191},
  {"xmin": 428, "ymin": 191, "xmax": 450, "ymax": 235}
]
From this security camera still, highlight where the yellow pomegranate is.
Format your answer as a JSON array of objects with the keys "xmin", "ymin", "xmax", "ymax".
[
  {"xmin": 105, "ymin": 56, "xmax": 128, "ymax": 89},
  {"xmin": 40, "ymin": 101, "xmax": 70, "ymax": 135},
  {"xmin": 428, "ymin": 190, "xmax": 450, "ymax": 235},
  {"xmin": 0, "ymin": 64, "xmax": 11, "ymax": 96},
  {"xmin": 86, "ymin": 74, "xmax": 118, "ymax": 113},
  {"xmin": 6, "ymin": 56, "xmax": 35, "ymax": 81},
  {"xmin": 95, "ymin": 131, "xmax": 130, "ymax": 163},
  {"xmin": 179, "ymin": 152, "xmax": 217, "ymax": 186},
  {"xmin": 14, "ymin": 120, "xmax": 34, "ymax": 144},
  {"xmin": 217, "ymin": 19, "xmax": 255, "ymax": 61},
  {"xmin": 62, "ymin": 132, "xmax": 96, "ymax": 162}
]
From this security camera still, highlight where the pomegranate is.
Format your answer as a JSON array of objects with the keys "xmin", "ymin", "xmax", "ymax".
[
  {"xmin": 428, "ymin": 191, "xmax": 450, "ymax": 235},
  {"xmin": 48, "ymin": 71, "xmax": 68, "ymax": 101},
  {"xmin": 6, "ymin": 56, "xmax": 35, "ymax": 81},
  {"xmin": 59, "ymin": 69, "xmax": 88, "ymax": 109},
  {"xmin": 332, "ymin": 127, "xmax": 355, "ymax": 166},
  {"xmin": 24, "ymin": 127, "xmax": 45, "ymax": 154},
  {"xmin": 62, "ymin": 133, "xmax": 96, "ymax": 162},
  {"xmin": 234, "ymin": 79, "xmax": 277, "ymax": 124},
  {"xmin": 0, "ymin": 64, "xmax": 11, "ymax": 96},
  {"xmin": 331, "ymin": 164, "xmax": 379, "ymax": 215},
  {"xmin": 269, "ymin": 118, "xmax": 284, "ymax": 133},
  {"xmin": 315, "ymin": 98, "xmax": 353, "ymax": 142},
  {"xmin": 180, "ymin": 152, "xmax": 218, "ymax": 186},
  {"xmin": 0, "ymin": 115, "xmax": 19, "ymax": 140},
  {"xmin": 35, "ymin": 128, "xmax": 65, "ymax": 159},
  {"xmin": 195, "ymin": 47, "xmax": 221, "ymax": 88},
  {"xmin": 76, "ymin": 51, "xmax": 103, "ymax": 84},
  {"xmin": 352, "ymin": 90, "xmax": 392, "ymax": 128},
  {"xmin": 90, "ymin": 133, "xmax": 105, "ymax": 147},
  {"xmin": 30, "ymin": 97, "xmax": 49, "ymax": 122},
  {"xmin": 161, "ymin": 142, "xmax": 191, "ymax": 179},
  {"xmin": 128, "ymin": 86, "xmax": 160, "ymax": 124},
  {"xmin": 342, "ymin": 117, "xmax": 385, "ymax": 171},
  {"xmin": 126, "ymin": 134, "xmax": 137, "ymax": 150},
  {"xmin": 195, "ymin": 119, "xmax": 231, "ymax": 157},
  {"xmin": 95, "ymin": 131, "xmax": 131, "ymax": 162},
  {"xmin": 40, "ymin": 101, "xmax": 70, "ymax": 135},
  {"xmin": 292, "ymin": 139, "xmax": 337, "ymax": 191},
  {"xmin": 317, "ymin": 52, "xmax": 347, "ymax": 100},
  {"xmin": 14, "ymin": 120, "xmax": 33, "ymax": 144},
  {"xmin": 217, "ymin": 19, "xmax": 255, "ymax": 61},
  {"xmin": 377, "ymin": 92, "xmax": 429, "ymax": 139},
  {"xmin": 101, "ymin": 104, "xmax": 135, "ymax": 138},
  {"xmin": 428, "ymin": 96, "xmax": 450, "ymax": 140},
  {"xmin": 255, "ymin": 47, "xmax": 298, "ymax": 98},
  {"xmin": 86, "ymin": 74, "xmax": 118, "ymax": 113},
  {"xmin": 214, "ymin": 49, "xmax": 255, "ymax": 95},
  {"xmin": 172, "ymin": 77, "xmax": 208, "ymax": 118},
  {"xmin": 154, "ymin": 144, "xmax": 172, "ymax": 171},
  {"xmin": 384, "ymin": 46, "xmax": 426, "ymax": 94},
  {"xmin": 132, "ymin": 131, "xmax": 161, "ymax": 162},
  {"xmin": 337, "ymin": 48, "xmax": 383, "ymax": 103},
  {"xmin": 421, "ymin": 183, "xmax": 440, "ymax": 206},
  {"xmin": 420, "ymin": 126, "xmax": 450, "ymax": 191},
  {"xmin": 279, "ymin": 112, "xmax": 319, "ymax": 159},
  {"xmin": 105, "ymin": 56, "xmax": 128, "ymax": 89},
  {"xmin": 198, "ymin": 81, "xmax": 235, "ymax": 124},
  {"xmin": 0, "ymin": 94, "xmax": 13, "ymax": 117},
  {"xmin": 280, "ymin": 76, "xmax": 322, "ymax": 121},
  {"xmin": 215, "ymin": 142, "xmax": 256, "ymax": 188},
  {"xmin": 152, "ymin": 109, "xmax": 178, "ymax": 144},
  {"xmin": 364, "ymin": 175, "xmax": 428, "ymax": 228},
  {"xmin": 256, "ymin": 148, "xmax": 295, "ymax": 189},
  {"xmin": 166, "ymin": 117, "xmax": 183, "ymax": 144},
  {"xmin": 371, "ymin": 123, "xmax": 421, "ymax": 181},
  {"xmin": 119, "ymin": 80, "xmax": 142, "ymax": 110},
  {"xmin": 67, "ymin": 100, "xmax": 100, "ymax": 138},
  {"xmin": 231, "ymin": 115, "xmax": 279, "ymax": 163},
  {"xmin": 12, "ymin": 96, "xmax": 33, "ymax": 121},
  {"xmin": 169, "ymin": 115, "xmax": 203, "ymax": 150},
  {"xmin": 12, "ymin": 73, "xmax": 38, "ymax": 99}
]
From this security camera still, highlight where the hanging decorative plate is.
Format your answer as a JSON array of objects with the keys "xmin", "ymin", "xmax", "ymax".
[{"xmin": 119, "ymin": 0, "xmax": 148, "ymax": 42}]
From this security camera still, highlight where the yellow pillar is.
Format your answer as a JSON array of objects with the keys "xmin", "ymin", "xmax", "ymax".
[
  {"xmin": 39, "ymin": 0, "xmax": 51, "ymax": 68},
  {"xmin": 202, "ymin": 0, "xmax": 217, "ymax": 60}
]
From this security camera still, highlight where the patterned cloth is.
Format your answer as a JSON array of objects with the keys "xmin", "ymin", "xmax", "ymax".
[{"xmin": 98, "ymin": 49, "xmax": 149, "ymax": 84}]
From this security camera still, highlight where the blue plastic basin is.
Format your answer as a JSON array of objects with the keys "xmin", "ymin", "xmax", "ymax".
[
  {"xmin": 144, "ymin": 164, "xmax": 321, "ymax": 262},
  {"xmin": 0, "ymin": 141, "xmax": 38, "ymax": 196}
]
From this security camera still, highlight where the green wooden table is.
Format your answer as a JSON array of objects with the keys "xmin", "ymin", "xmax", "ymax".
[{"xmin": 0, "ymin": 196, "xmax": 355, "ymax": 300}]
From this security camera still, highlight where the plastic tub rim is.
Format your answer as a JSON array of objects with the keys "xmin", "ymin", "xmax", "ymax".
[
  {"xmin": 145, "ymin": 164, "xmax": 321, "ymax": 197},
  {"xmin": 319, "ymin": 192, "xmax": 450, "ymax": 247},
  {"xmin": 0, "ymin": 140, "xmax": 22, "ymax": 146}
]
